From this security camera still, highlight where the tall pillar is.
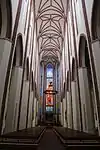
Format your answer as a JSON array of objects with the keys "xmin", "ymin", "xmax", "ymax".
[
  {"xmin": 53, "ymin": 66, "xmax": 56, "ymax": 122},
  {"xmin": 71, "ymin": 81, "xmax": 81, "ymax": 130},
  {"xmin": 32, "ymin": 97, "xmax": 37, "ymax": 127},
  {"xmin": 40, "ymin": 67, "xmax": 43, "ymax": 122},
  {"xmin": 67, "ymin": 91, "xmax": 73, "ymax": 129},
  {"xmin": 27, "ymin": 90, "xmax": 33, "ymax": 128},
  {"xmin": 0, "ymin": 39, "xmax": 12, "ymax": 125},
  {"xmin": 62, "ymin": 98, "xmax": 67, "ymax": 127},
  {"xmin": 92, "ymin": 40, "xmax": 100, "ymax": 96},
  {"xmin": 36, "ymin": 101, "xmax": 39, "ymax": 125},
  {"xmin": 55, "ymin": 64, "xmax": 58, "ymax": 123},
  {"xmin": 42, "ymin": 63, "xmax": 45, "ymax": 121},
  {"xmin": 92, "ymin": 40, "xmax": 100, "ymax": 131},
  {"xmin": 78, "ymin": 67, "xmax": 95, "ymax": 133},
  {"xmin": 60, "ymin": 101, "xmax": 63, "ymax": 126},
  {"xmin": 4, "ymin": 67, "xmax": 23, "ymax": 133},
  {"xmin": 19, "ymin": 80, "xmax": 29, "ymax": 130}
]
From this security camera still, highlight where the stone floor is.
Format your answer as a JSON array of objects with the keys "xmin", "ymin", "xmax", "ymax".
[{"xmin": 37, "ymin": 129, "xmax": 65, "ymax": 150}]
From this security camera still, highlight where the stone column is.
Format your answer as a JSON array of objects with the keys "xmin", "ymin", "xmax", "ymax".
[
  {"xmin": 43, "ymin": 64, "xmax": 46, "ymax": 121},
  {"xmin": 55, "ymin": 64, "xmax": 58, "ymax": 123},
  {"xmin": 19, "ymin": 80, "xmax": 29, "ymax": 130},
  {"xmin": 92, "ymin": 40, "xmax": 100, "ymax": 91},
  {"xmin": 78, "ymin": 67, "xmax": 94, "ymax": 133},
  {"xmin": 92, "ymin": 40, "xmax": 100, "ymax": 133},
  {"xmin": 36, "ymin": 100, "xmax": 39, "ymax": 125},
  {"xmin": 53, "ymin": 67, "xmax": 56, "ymax": 116},
  {"xmin": 67, "ymin": 91, "xmax": 72, "ymax": 129},
  {"xmin": 40, "ymin": 64, "xmax": 43, "ymax": 121},
  {"xmin": 62, "ymin": 98, "xmax": 67, "ymax": 127},
  {"xmin": 0, "ymin": 39, "xmax": 12, "ymax": 122},
  {"xmin": 27, "ymin": 90, "xmax": 33, "ymax": 128},
  {"xmin": 71, "ymin": 81, "xmax": 81, "ymax": 130},
  {"xmin": 60, "ymin": 101, "xmax": 63, "ymax": 126},
  {"xmin": 32, "ymin": 97, "xmax": 37, "ymax": 127},
  {"xmin": 4, "ymin": 67, "xmax": 23, "ymax": 133}
]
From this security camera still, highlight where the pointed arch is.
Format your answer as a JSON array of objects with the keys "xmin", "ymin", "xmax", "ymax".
[
  {"xmin": 13, "ymin": 34, "xmax": 23, "ymax": 67},
  {"xmin": 30, "ymin": 71, "xmax": 34, "ymax": 91},
  {"xmin": 78, "ymin": 35, "xmax": 93, "ymax": 89},
  {"xmin": 61, "ymin": 81, "xmax": 65, "ymax": 101},
  {"xmin": 66, "ymin": 71, "xmax": 70, "ymax": 91},
  {"xmin": 26, "ymin": 58, "xmax": 29, "ymax": 80},
  {"xmin": 46, "ymin": 62, "xmax": 54, "ymax": 69},
  {"xmin": 46, "ymin": 63, "xmax": 54, "ymax": 78},
  {"xmin": 34, "ymin": 81, "xmax": 37, "ymax": 98},
  {"xmin": 24, "ymin": 57, "xmax": 29, "ymax": 81},
  {"xmin": 71, "ymin": 57, "xmax": 76, "ymax": 81},
  {"xmin": 78, "ymin": 35, "xmax": 87, "ymax": 67},
  {"xmin": 91, "ymin": 0, "xmax": 100, "ymax": 40}
]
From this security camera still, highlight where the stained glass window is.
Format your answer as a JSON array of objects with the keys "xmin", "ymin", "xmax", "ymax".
[
  {"xmin": 46, "ymin": 64, "xmax": 53, "ymax": 78},
  {"xmin": 46, "ymin": 64, "xmax": 54, "ymax": 112},
  {"xmin": 46, "ymin": 106, "xmax": 53, "ymax": 112}
]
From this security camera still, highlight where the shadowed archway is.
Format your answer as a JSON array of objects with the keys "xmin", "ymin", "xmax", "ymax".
[{"xmin": 0, "ymin": 0, "xmax": 12, "ymax": 38}]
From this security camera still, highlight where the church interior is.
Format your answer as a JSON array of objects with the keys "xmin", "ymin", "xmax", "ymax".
[{"xmin": 0, "ymin": 0, "xmax": 100, "ymax": 149}]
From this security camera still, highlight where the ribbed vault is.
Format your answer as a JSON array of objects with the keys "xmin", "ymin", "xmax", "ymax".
[{"xmin": 35, "ymin": 0, "xmax": 67, "ymax": 63}]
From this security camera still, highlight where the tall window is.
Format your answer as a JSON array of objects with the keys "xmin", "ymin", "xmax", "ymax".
[
  {"xmin": 46, "ymin": 64, "xmax": 54, "ymax": 112},
  {"xmin": 46, "ymin": 64, "xmax": 53, "ymax": 88}
]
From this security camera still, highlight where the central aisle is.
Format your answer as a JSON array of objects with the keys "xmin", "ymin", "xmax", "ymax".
[{"xmin": 37, "ymin": 129, "xmax": 65, "ymax": 150}]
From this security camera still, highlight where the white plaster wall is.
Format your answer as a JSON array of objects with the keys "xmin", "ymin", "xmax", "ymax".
[
  {"xmin": 72, "ymin": 0, "xmax": 87, "ymax": 59},
  {"xmin": 72, "ymin": 0, "xmax": 94, "ymax": 58},
  {"xmin": 0, "ymin": 1, "xmax": 8, "ymax": 37},
  {"xmin": 10, "ymin": 0, "xmax": 30, "ymax": 53},
  {"xmin": 17, "ymin": 0, "xmax": 28, "ymax": 35},
  {"xmin": 64, "ymin": 25, "xmax": 69, "ymax": 70},
  {"xmin": 32, "ymin": 28, "xmax": 37, "ymax": 71},
  {"xmin": 4, "ymin": 67, "xmax": 23, "ymax": 133},
  {"xmin": 62, "ymin": 49, "xmax": 65, "ymax": 81},
  {"xmin": 19, "ymin": 81, "xmax": 29, "ymax": 130},
  {"xmin": 76, "ymin": 0, "xmax": 86, "ymax": 35},
  {"xmin": 71, "ymin": 0, "xmax": 95, "ymax": 45},
  {"xmin": 13, "ymin": 0, "xmax": 33, "ymax": 60},
  {"xmin": 11, "ymin": 0, "xmax": 19, "ymax": 36},
  {"xmin": 68, "ymin": 11, "xmax": 75, "ymax": 57},
  {"xmin": 84, "ymin": 0, "xmax": 94, "ymax": 36},
  {"xmin": 27, "ymin": 26, "xmax": 32, "ymax": 58},
  {"xmin": 26, "ymin": 10, "xmax": 34, "ymax": 68},
  {"xmin": 0, "ymin": 0, "xmax": 34, "ymax": 73},
  {"xmin": 72, "ymin": 1, "xmax": 78, "ymax": 48}
]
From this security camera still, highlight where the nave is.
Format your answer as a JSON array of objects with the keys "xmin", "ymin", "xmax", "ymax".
[{"xmin": 1, "ymin": 0, "xmax": 100, "ymax": 149}]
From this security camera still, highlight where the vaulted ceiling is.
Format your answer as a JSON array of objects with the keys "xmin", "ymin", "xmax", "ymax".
[{"xmin": 35, "ymin": 0, "xmax": 67, "ymax": 64}]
